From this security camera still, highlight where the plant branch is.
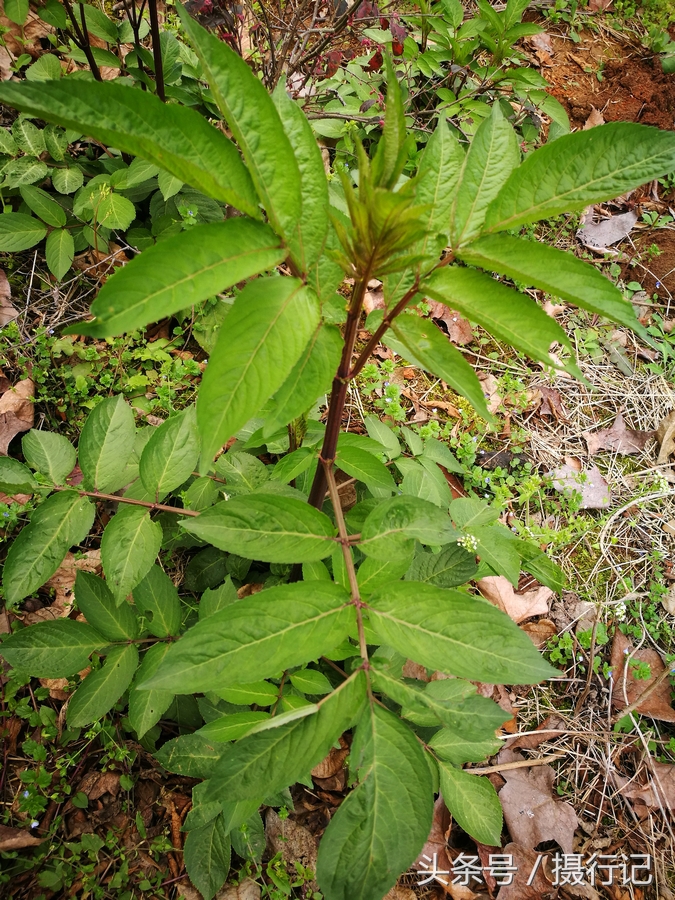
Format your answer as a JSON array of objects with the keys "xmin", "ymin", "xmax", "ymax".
[
  {"xmin": 289, "ymin": 0, "xmax": 366, "ymax": 75},
  {"xmin": 62, "ymin": 0, "xmax": 102, "ymax": 80},
  {"xmin": 147, "ymin": 0, "xmax": 165, "ymax": 101},
  {"xmin": 349, "ymin": 279, "xmax": 420, "ymax": 380},
  {"xmin": 51, "ymin": 484, "xmax": 200, "ymax": 517}
]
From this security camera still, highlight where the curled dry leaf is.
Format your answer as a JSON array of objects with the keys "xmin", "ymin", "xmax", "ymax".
[
  {"xmin": 478, "ymin": 373, "xmax": 502, "ymax": 415},
  {"xmin": 414, "ymin": 796, "xmax": 480, "ymax": 899},
  {"xmin": 610, "ymin": 631, "xmax": 675, "ymax": 723},
  {"xmin": 497, "ymin": 750, "xmax": 579, "ymax": 853},
  {"xmin": 495, "ymin": 843, "xmax": 555, "ymax": 900},
  {"xmin": 0, "ymin": 377, "xmax": 34, "ymax": 454},
  {"xmin": 583, "ymin": 107, "xmax": 605, "ymax": 129},
  {"xmin": 311, "ymin": 736, "xmax": 349, "ymax": 779},
  {"xmin": 384, "ymin": 887, "xmax": 417, "ymax": 900},
  {"xmin": 521, "ymin": 618, "xmax": 557, "ymax": 649},
  {"xmin": 0, "ymin": 270, "xmax": 18, "ymax": 327},
  {"xmin": 477, "ymin": 576, "xmax": 553, "ymax": 624},
  {"xmin": 216, "ymin": 880, "xmax": 261, "ymax": 900},
  {"xmin": 583, "ymin": 413, "xmax": 654, "ymax": 456},
  {"xmin": 0, "ymin": 824, "xmax": 43, "ymax": 852},
  {"xmin": 656, "ymin": 410, "xmax": 675, "ymax": 476},
  {"xmin": 23, "ymin": 550, "xmax": 101, "ymax": 625},
  {"xmin": 618, "ymin": 760, "xmax": 675, "ymax": 815},
  {"xmin": 364, "ymin": 287, "xmax": 385, "ymax": 315},
  {"xmin": 577, "ymin": 208, "xmax": 637, "ymax": 253},
  {"xmin": 505, "ymin": 715, "xmax": 566, "ymax": 751},
  {"xmin": 428, "ymin": 301, "xmax": 474, "ymax": 345},
  {"xmin": 661, "ymin": 583, "xmax": 675, "ymax": 615},
  {"xmin": 527, "ymin": 385, "xmax": 567, "ymax": 420},
  {"xmin": 549, "ymin": 457, "xmax": 610, "ymax": 509}
]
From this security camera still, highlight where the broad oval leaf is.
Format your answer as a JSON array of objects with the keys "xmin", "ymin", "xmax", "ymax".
[
  {"xmin": 316, "ymin": 704, "xmax": 433, "ymax": 900},
  {"xmin": 79, "ymin": 395, "xmax": 136, "ymax": 493},
  {"xmin": 128, "ymin": 643, "xmax": 174, "ymax": 739},
  {"xmin": 19, "ymin": 185, "xmax": 66, "ymax": 227},
  {"xmin": 406, "ymin": 545, "xmax": 478, "ymax": 588},
  {"xmin": 75, "ymin": 571, "xmax": 139, "ymax": 642},
  {"xmin": 3, "ymin": 491, "xmax": 95, "ymax": 607},
  {"xmin": 367, "ymin": 581, "xmax": 556, "ymax": 683},
  {"xmin": 100, "ymin": 505, "xmax": 162, "ymax": 604},
  {"xmin": 0, "ymin": 213, "xmax": 47, "ymax": 252},
  {"xmin": 142, "ymin": 581, "xmax": 352, "ymax": 693},
  {"xmin": 0, "ymin": 457, "xmax": 35, "ymax": 494},
  {"xmin": 197, "ymin": 277, "xmax": 320, "ymax": 464},
  {"xmin": 132, "ymin": 564, "xmax": 182, "ymax": 637},
  {"xmin": 0, "ymin": 619, "xmax": 106, "ymax": 678},
  {"xmin": 180, "ymin": 494, "xmax": 336, "ymax": 564},
  {"xmin": 428, "ymin": 728, "xmax": 503, "ymax": 766},
  {"xmin": 69, "ymin": 220, "xmax": 285, "ymax": 337},
  {"xmin": 45, "ymin": 228, "xmax": 74, "ymax": 281},
  {"xmin": 438, "ymin": 759, "xmax": 503, "ymax": 846},
  {"xmin": 0, "ymin": 81, "xmax": 259, "ymax": 215},
  {"xmin": 140, "ymin": 406, "xmax": 199, "ymax": 501},
  {"xmin": 155, "ymin": 732, "xmax": 224, "ymax": 779},
  {"xmin": 21, "ymin": 429, "xmax": 76, "ymax": 485},
  {"xmin": 356, "ymin": 556, "xmax": 411, "ymax": 597},
  {"xmin": 184, "ymin": 814, "xmax": 231, "ymax": 900},
  {"xmin": 67, "ymin": 643, "xmax": 139, "ymax": 728},
  {"xmin": 335, "ymin": 446, "xmax": 395, "ymax": 496},
  {"xmin": 359, "ymin": 496, "xmax": 458, "ymax": 560},
  {"xmin": 485, "ymin": 122, "xmax": 675, "ymax": 233}
]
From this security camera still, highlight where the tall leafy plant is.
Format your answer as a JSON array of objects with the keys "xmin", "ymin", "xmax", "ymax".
[{"xmin": 1, "ymin": 9, "xmax": 675, "ymax": 899}]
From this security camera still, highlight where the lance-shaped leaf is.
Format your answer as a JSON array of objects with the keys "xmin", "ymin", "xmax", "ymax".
[
  {"xmin": 384, "ymin": 312, "xmax": 489, "ymax": 418},
  {"xmin": 79, "ymin": 395, "xmax": 136, "ymax": 493},
  {"xmin": 359, "ymin": 496, "xmax": 458, "ymax": 560},
  {"xmin": 197, "ymin": 277, "xmax": 319, "ymax": 464},
  {"xmin": 372, "ymin": 55, "xmax": 408, "ymax": 190},
  {"xmin": 140, "ymin": 406, "xmax": 199, "ymax": 500},
  {"xmin": 3, "ymin": 491, "xmax": 95, "ymax": 607},
  {"xmin": 0, "ymin": 214, "xmax": 46, "ymax": 252},
  {"xmin": 0, "ymin": 619, "xmax": 107, "ymax": 678},
  {"xmin": 21, "ymin": 430, "xmax": 75, "ymax": 485},
  {"xmin": 0, "ymin": 81, "xmax": 259, "ymax": 215},
  {"xmin": 450, "ymin": 104, "xmax": 519, "ymax": 248},
  {"xmin": 406, "ymin": 545, "xmax": 478, "ymax": 588},
  {"xmin": 142, "ymin": 581, "xmax": 352, "ymax": 693},
  {"xmin": 67, "ymin": 643, "xmax": 139, "ymax": 727},
  {"xmin": 316, "ymin": 704, "xmax": 433, "ymax": 900},
  {"xmin": 67, "ymin": 220, "xmax": 284, "ymax": 337},
  {"xmin": 438, "ymin": 760, "xmax": 503, "ymax": 846},
  {"xmin": 416, "ymin": 117, "xmax": 466, "ymax": 258},
  {"xmin": 155, "ymin": 733, "xmax": 224, "ymax": 778},
  {"xmin": 132, "ymin": 564, "xmax": 182, "ymax": 637},
  {"xmin": 128, "ymin": 643, "xmax": 174, "ymax": 739},
  {"xmin": 100, "ymin": 505, "xmax": 162, "ymax": 604},
  {"xmin": 429, "ymin": 728, "xmax": 503, "ymax": 766},
  {"xmin": 184, "ymin": 814, "xmax": 231, "ymax": 900},
  {"xmin": 179, "ymin": 8, "xmax": 301, "ymax": 241},
  {"xmin": 367, "ymin": 581, "xmax": 556, "ymax": 683},
  {"xmin": 457, "ymin": 233, "xmax": 642, "ymax": 332},
  {"xmin": 485, "ymin": 122, "xmax": 675, "ymax": 233},
  {"xmin": 424, "ymin": 266, "xmax": 574, "ymax": 370},
  {"xmin": 335, "ymin": 446, "xmax": 395, "ymax": 495},
  {"xmin": 180, "ymin": 494, "xmax": 336, "ymax": 564},
  {"xmin": 75, "ymin": 571, "xmax": 139, "ymax": 642},
  {"xmin": 264, "ymin": 324, "xmax": 342, "ymax": 436},
  {"xmin": 273, "ymin": 83, "xmax": 329, "ymax": 271},
  {"xmin": 208, "ymin": 671, "xmax": 365, "ymax": 802}
]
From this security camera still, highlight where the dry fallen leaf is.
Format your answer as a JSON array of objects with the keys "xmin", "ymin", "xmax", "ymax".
[
  {"xmin": 577, "ymin": 208, "xmax": 637, "ymax": 252},
  {"xmin": 384, "ymin": 887, "xmax": 417, "ymax": 900},
  {"xmin": 662, "ymin": 583, "xmax": 675, "ymax": 615},
  {"xmin": 266, "ymin": 809, "xmax": 318, "ymax": 893},
  {"xmin": 619, "ymin": 760, "xmax": 675, "ymax": 814},
  {"xmin": 24, "ymin": 550, "xmax": 101, "ymax": 625},
  {"xmin": 478, "ymin": 373, "xmax": 502, "ymax": 415},
  {"xmin": 364, "ymin": 287, "xmax": 385, "ymax": 315},
  {"xmin": 656, "ymin": 410, "xmax": 675, "ymax": 477},
  {"xmin": 583, "ymin": 107, "xmax": 605, "ymax": 129},
  {"xmin": 506, "ymin": 715, "xmax": 566, "ymax": 751},
  {"xmin": 529, "ymin": 385, "xmax": 567, "ymax": 420},
  {"xmin": 429, "ymin": 301, "xmax": 474, "ymax": 345},
  {"xmin": 497, "ymin": 750, "xmax": 579, "ymax": 853},
  {"xmin": 610, "ymin": 631, "xmax": 675, "ymax": 723},
  {"xmin": 0, "ymin": 270, "xmax": 18, "ymax": 327},
  {"xmin": 216, "ymin": 881, "xmax": 261, "ymax": 900},
  {"xmin": 583, "ymin": 413, "xmax": 654, "ymax": 456},
  {"xmin": 0, "ymin": 377, "xmax": 34, "ymax": 454},
  {"xmin": 495, "ymin": 843, "xmax": 555, "ymax": 900},
  {"xmin": 477, "ymin": 576, "xmax": 553, "ymax": 624},
  {"xmin": 549, "ymin": 457, "xmax": 610, "ymax": 509},
  {"xmin": 521, "ymin": 618, "xmax": 557, "ymax": 649},
  {"xmin": 588, "ymin": 0, "xmax": 613, "ymax": 10},
  {"xmin": 414, "ymin": 796, "xmax": 473, "ymax": 897},
  {"xmin": 0, "ymin": 824, "xmax": 43, "ymax": 852},
  {"xmin": 311, "ymin": 737, "xmax": 349, "ymax": 779}
]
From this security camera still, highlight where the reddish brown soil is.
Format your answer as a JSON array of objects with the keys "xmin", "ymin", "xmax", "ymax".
[
  {"xmin": 623, "ymin": 229, "xmax": 675, "ymax": 296},
  {"xmin": 543, "ymin": 31, "xmax": 675, "ymax": 130}
]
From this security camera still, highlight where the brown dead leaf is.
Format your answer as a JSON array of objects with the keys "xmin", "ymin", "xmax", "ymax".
[
  {"xmin": 0, "ymin": 11, "xmax": 53, "ymax": 57},
  {"xmin": 583, "ymin": 413, "xmax": 654, "ymax": 456},
  {"xmin": 506, "ymin": 715, "xmax": 566, "ymax": 751},
  {"xmin": 578, "ymin": 208, "xmax": 637, "ymax": 252},
  {"xmin": 0, "ymin": 824, "xmax": 43, "ymax": 852},
  {"xmin": 266, "ymin": 809, "xmax": 318, "ymax": 893},
  {"xmin": 478, "ymin": 374, "xmax": 502, "ymax": 415},
  {"xmin": 89, "ymin": 772, "xmax": 120, "ymax": 800},
  {"xmin": 23, "ymin": 550, "xmax": 101, "ymax": 625},
  {"xmin": 498, "ymin": 751, "xmax": 579, "ymax": 853},
  {"xmin": 384, "ymin": 887, "xmax": 417, "ymax": 900},
  {"xmin": 311, "ymin": 737, "xmax": 349, "ymax": 779},
  {"xmin": 529, "ymin": 32, "xmax": 554, "ymax": 54},
  {"xmin": 39, "ymin": 677, "xmax": 70, "ymax": 701},
  {"xmin": 588, "ymin": 0, "xmax": 613, "ymax": 10},
  {"xmin": 364, "ymin": 288, "xmax": 385, "ymax": 315},
  {"xmin": 583, "ymin": 107, "xmax": 605, "ymax": 129},
  {"xmin": 542, "ymin": 300, "xmax": 566, "ymax": 318},
  {"xmin": 549, "ymin": 457, "xmax": 610, "ymax": 509},
  {"xmin": 414, "ymin": 796, "xmax": 459, "ymax": 895},
  {"xmin": 521, "ymin": 618, "xmax": 557, "ymax": 649},
  {"xmin": 495, "ymin": 844, "xmax": 555, "ymax": 900},
  {"xmin": 661, "ymin": 584, "xmax": 675, "ymax": 615},
  {"xmin": 0, "ymin": 377, "xmax": 34, "ymax": 454},
  {"xmin": 429, "ymin": 302, "xmax": 474, "ymax": 346},
  {"xmin": 477, "ymin": 576, "xmax": 553, "ymax": 624},
  {"xmin": 656, "ymin": 410, "xmax": 675, "ymax": 473},
  {"xmin": 0, "ymin": 270, "xmax": 17, "ymax": 327},
  {"xmin": 530, "ymin": 386, "xmax": 567, "ymax": 420},
  {"xmin": 216, "ymin": 881, "xmax": 261, "ymax": 900},
  {"xmin": 619, "ymin": 760, "xmax": 675, "ymax": 813},
  {"xmin": 403, "ymin": 659, "xmax": 430, "ymax": 681},
  {"xmin": 237, "ymin": 583, "xmax": 264, "ymax": 599},
  {"xmin": 177, "ymin": 886, "xmax": 203, "ymax": 900},
  {"xmin": 610, "ymin": 631, "xmax": 675, "ymax": 723}
]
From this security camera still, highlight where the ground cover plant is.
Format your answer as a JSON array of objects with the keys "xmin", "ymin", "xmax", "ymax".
[{"xmin": 1, "ymin": 1, "xmax": 675, "ymax": 899}]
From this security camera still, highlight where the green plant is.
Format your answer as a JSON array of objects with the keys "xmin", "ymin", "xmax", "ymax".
[{"xmin": 1, "ymin": 9, "xmax": 675, "ymax": 898}]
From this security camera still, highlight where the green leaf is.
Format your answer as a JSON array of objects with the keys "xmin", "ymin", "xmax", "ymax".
[
  {"xmin": 271, "ymin": 447, "xmax": 316, "ymax": 484},
  {"xmin": 406, "ymin": 545, "xmax": 478, "ymax": 587},
  {"xmin": 471, "ymin": 524, "xmax": 521, "ymax": 584},
  {"xmin": 208, "ymin": 671, "xmax": 365, "ymax": 802},
  {"xmin": 199, "ymin": 577, "xmax": 238, "ymax": 619},
  {"xmin": 367, "ymin": 581, "xmax": 556, "ymax": 683},
  {"xmin": 230, "ymin": 810, "xmax": 265, "ymax": 862},
  {"xmin": 19, "ymin": 186, "xmax": 66, "ymax": 227},
  {"xmin": 0, "ymin": 457, "xmax": 35, "ymax": 494},
  {"xmin": 128, "ymin": 643, "xmax": 174, "ymax": 738},
  {"xmin": 290, "ymin": 668, "xmax": 333, "ymax": 695},
  {"xmin": 67, "ymin": 643, "xmax": 139, "ymax": 728},
  {"xmin": 155, "ymin": 733, "xmax": 224, "ymax": 778},
  {"xmin": 79, "ymin": 395, "xmax": 136, "ymax": 493},
  {"xmin": 424, "ymin": 266, "xmax": 573, "ymax": 371},
  {"xmin": 0, "ymin": 213, "xmax": 47, "ymax": 252},
  {"xmin": 143, "ymin": 581, "xmax": 352, "ymax": 693},
  {"xmin": 197, "ymin": 277, "xmax": 320, "ymax": 464},
  {"xmin": 82, "ymin": 3, "xmax": 119, "ymax": 42},
  {"xmin": 52, "ymin": 166, "xmax": 84, "ymax": 195},
  {"xmin": 4, "ymin": 0, "xmax": 29, "ymax": 25},
  {"xmin": 214, "ymin": 681, "xmax": 278, "ymax": 706},
  {"xmin": 0, "ymin": 128, "xmax": 17, "ymax": 155},
  {"xmin": 158, "ymin": 168, "xmax": 183, "ymax": 200},
  {"xmin": 372, "ymin": 55, "xmax": 408, "ymax": 190},
  {"xmin": 428, "ymin": 727, "xmax": 503, "ymax": 766},
  {"xmin": 180, "ymin": 494, "xmax": 336, "ymax": 564},
  {"xmin": 485, "ymin": 122, "xmax": 675, "ymax": 233},
  {"xmin": 132, "ymin": 564, "xmax": 182, "ymax": 637},
  {"xmin": 21, "ymin": 430, "xmax": 75, "ymax": 485},
  {"xmin": 0, "ymin": 81, "xmax": 259, "ymax": 215},
  {"xmin": 517, "ymin": 540, "xmax": 565, "ymax": 592},
  {"xmin": 81, "ymin": 223, "xmax": 274, "ymax": 341},
  {"xmin": 363, "ymin": 416, "xmax": 401, "ymax": 459},
  {"xmin": 75, "ymin": 571, "xmax": 139, "ymax": 641},
  {"xmin": 139, "ymin": 406, "xmax": 199, "ymax": 501},
  {"xmin": 0, "ymin": 619, "xmax": 106, "ymax": 678},
  {"xmin": 45, "ymin": 228, "xmax": 74, "ymax": 281},
  {"xmin": 437, "ymin": 760, "xmax": 503, "ymax": 846},
  {"xmin": 25, "ymin": 53, "xmax": 62, "ymax": 82},
  {"xmin": 198, "ymin": 711, "xmax": 270, "ymax": 741},
  {"xmin": 386, "ymin": 313, "xmax": 490, "ymax": 418},
  {"xmin": 3, "ymin": 491, "xmax": 95, "ymax": 607},
  {"xmin": 335, "ymin": 446, "xmax": 395, "ymax": 495},
  {"xmin": 96, "ymin": 192, "xmax": 135, "ymax": 231},
  {"xmin": 422, "ymin": 437, "xmax": 464, "ymax": 474},
  {"xmin": 179, "ymin": 9, "xmax": 301, "ymax": 242},
  {"xmin": 357, "ymin": 556, "xmax": 410, "ymax": 596},
  {"xmin": 12, "ymin": 119, "xmax": 45, "ymax": 156},
  {"xmin": 403, "ymin": 680, "xmax": 509, "ymax": 736},
  {"xmin": 215, "ymin": 451, "xmax": 268, "ymax": 495},
  {"xmin": 184, "ymin": 814, "xmax": 231, "ymax": 900},
  {"xmin": 359, "ymin": 496, "xmax": 458, "ymax": 560},
  {"xmin": 100, "ymin": 505, "xmax": 162, "ymax": 604},
  {"xmin": 316, "ymin": 704, "xmax": 433, "ymax": 900},
  {"xmin": 450, "ymin": 104, "xmax": 519, "ymax": 247},
  {"xmin": 185, "ymin": 546, "xmax": 228, "ymax": 592},
  {"xmin": 184, "ymin": 475, "xmax": 219, "ymax": 512},
  {"xmin": 264, "ymin": 324, "xmax": 342, "ymax": 434},
  {"xmin": 457, "ymin": 233, "xmax": 641, "ymax": 332},
  {"xmin": 449, "ymin": 497, "xmax": 499, "ymax": 528}
]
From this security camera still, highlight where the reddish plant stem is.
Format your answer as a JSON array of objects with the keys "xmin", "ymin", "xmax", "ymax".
[
  {"xmin": 51, "ymin": 484, "xmax": 199, "ymax": 517},
  {"xmin": 349, "ymin": 279, "xmax": 421, "ymax": 380},
  {"xmin": 62, "ymin": 0, "xmax": 101, "ymax": 81},
  {"xmin": 147, "ymin": 0, "xmax": 166, "ymax": 101}
]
